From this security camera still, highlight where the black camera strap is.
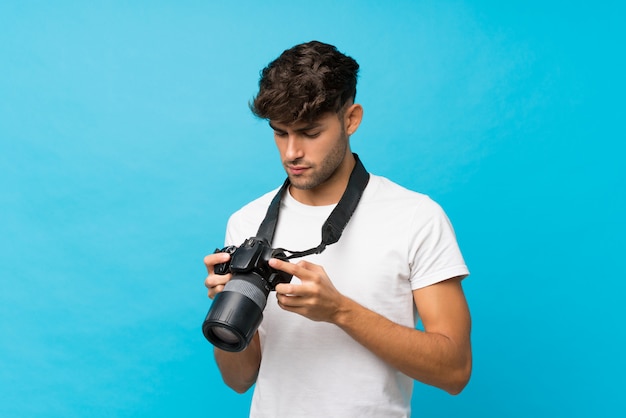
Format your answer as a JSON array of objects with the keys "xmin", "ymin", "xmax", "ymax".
[{"xmin": 256, "ymin": 153, "xmax": 370, "ymax": 260}]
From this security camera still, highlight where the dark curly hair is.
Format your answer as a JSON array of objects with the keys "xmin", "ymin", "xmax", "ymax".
[{"xmin": 250, "ymin": 41, "xmax": 359, "ymax": 124}]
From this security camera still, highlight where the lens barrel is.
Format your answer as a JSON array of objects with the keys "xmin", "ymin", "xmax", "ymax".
[{"xmin": 202, "ymin": 272, "xmax": 270, "ymax": 352}]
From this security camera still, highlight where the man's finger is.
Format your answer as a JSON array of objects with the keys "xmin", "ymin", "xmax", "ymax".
[
  {"xmin": 269, "ymin": 258, "xmax": 317, "ymax": 275},
  {"xmin": 204, "ymin": 252, "xmax": 231, "ymax": 274},
  {"xmin": 268, "ymin": 258, "xmax": 297, "ymax": 273}
]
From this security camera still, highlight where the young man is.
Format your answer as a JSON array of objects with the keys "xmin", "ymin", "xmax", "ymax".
[{"xmin": 204, "ymin": 41, "xmax": 471, "ymax": 417}]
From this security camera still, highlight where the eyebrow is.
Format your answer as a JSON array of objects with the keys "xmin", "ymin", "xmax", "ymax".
[{"xmin": 268, "ymin": 121, "xmax": 323, "ymax": 133}]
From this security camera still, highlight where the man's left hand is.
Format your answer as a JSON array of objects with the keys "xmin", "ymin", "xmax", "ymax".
[{"xmin": 269, "ymin": 258, "xmax": 344, "ymax": 323}]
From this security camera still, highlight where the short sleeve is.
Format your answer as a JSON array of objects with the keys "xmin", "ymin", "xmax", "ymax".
[{"xmin": 407, "ymin": 199, "xmax": 469, "ymax": 290}]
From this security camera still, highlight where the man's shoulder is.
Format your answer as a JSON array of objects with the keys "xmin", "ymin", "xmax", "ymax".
[
  {"xmin": 362, "ymin": 174, "xmax": 453, "ymax": 228},
  {"xmin": 367, "ymin": 174, "xmax": 436, "ymax": 207},
  {"xmin": 225, "ymin": 187, "xmax": 281, "ymax": 244},
  {"xmin": 229, "ymin": 187, "xmax": 280, "ymax": 223}
]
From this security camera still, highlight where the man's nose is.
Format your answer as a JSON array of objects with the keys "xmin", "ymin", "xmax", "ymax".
[{"xmin": 284, "ymin": 135, "xmax": 304, "ymax": 161}]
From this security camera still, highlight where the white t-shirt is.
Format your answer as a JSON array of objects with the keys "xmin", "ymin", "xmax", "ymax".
[{"xmin": 224, "ymin": 174, "xmax": 469, "ymax": 418}]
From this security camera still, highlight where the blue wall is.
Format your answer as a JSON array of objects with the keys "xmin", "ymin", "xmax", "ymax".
[{"xmin": 1, "ymin": 1, "xmax": 624, "ymax": 416}]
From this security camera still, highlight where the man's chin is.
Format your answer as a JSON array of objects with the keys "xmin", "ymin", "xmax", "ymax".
[
  {"xmin": 288, "ymin": 176, "xmax": 317, "ymax": 191},
  {"xmin": 289, "ymin": 180, "xmax": 312, "ymax": 190}
]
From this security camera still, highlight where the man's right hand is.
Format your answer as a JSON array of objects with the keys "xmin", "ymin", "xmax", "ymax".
[{"xmin": 204, "ymin": 252, "xmax": 232, "ymax": 299}]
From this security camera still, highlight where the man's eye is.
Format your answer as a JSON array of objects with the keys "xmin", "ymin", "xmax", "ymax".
[
  {"xmin": 303, "ymin": 132, "xmax": 321, "ymax": 138},
  {"xmin": 274, "ymin": 131, "xmax": 287, "ymax": 137}
]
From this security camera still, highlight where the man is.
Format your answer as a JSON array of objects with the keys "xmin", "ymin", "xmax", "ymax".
[{"xmin": 204, "ymin": 41, "xmax": 471, "ymax": 417}]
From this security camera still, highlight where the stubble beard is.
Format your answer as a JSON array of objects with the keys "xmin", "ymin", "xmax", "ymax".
[{"xmin": 286, "ymin": 129, "xmax": 349, "ymax": 191}]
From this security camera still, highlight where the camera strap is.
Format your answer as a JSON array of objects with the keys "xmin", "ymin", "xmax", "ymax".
[{"xmin": 256, "ymin": 153, "xmax": 370, "ymax": 260}]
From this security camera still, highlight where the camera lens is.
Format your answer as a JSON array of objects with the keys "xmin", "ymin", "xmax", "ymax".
[
  {"xmin": 202, "ymin": 272, "xmax": 269, "ymax": 352},
  {"xmin": 211, "ymin": 326, "xmax": 240, "ymax": 345}
]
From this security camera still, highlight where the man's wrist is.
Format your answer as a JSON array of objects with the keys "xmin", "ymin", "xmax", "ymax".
[{"xmin": 331, "ymin": 295, "xmax": 357, "ymax": 327}]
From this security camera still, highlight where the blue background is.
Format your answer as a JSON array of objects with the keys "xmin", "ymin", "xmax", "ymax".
[{"xmin": 1, "ymin": 1, "xmax": 624, "ymax": 417}]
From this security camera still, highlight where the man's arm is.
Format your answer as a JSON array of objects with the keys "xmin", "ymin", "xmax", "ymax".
[
  {"xmin": 271, "ymin": 259, "xmax": 472, "ymax": 394},
  {"xmin": 205, "ymin": 253, "xmax": 262, "ymax": 393},
  {"xmin": 335, "ymin": 276, "xmax": 471, "ymax": 394},
  {"xmin": 213, "ymin": 334, "xmax": 261, "ymax": 394}
]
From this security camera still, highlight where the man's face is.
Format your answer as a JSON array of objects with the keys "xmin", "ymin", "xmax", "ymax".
[{"xmin": 269, "ymin": 112, "xmax": 350, "ymax": 192}]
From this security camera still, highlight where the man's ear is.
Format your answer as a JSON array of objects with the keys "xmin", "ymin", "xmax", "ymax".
[{"xmin": 344, "ymin": 103, "xmax": 363, "ymax": 136}]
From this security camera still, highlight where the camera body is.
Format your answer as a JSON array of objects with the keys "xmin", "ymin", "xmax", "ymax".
[
  {"xmin": 202, "ymin": 237, "xmax": 293, "ymax": 352},
  {"xmin": 214, "ymin": 237, "xmax": 292, "ymax": 290}
]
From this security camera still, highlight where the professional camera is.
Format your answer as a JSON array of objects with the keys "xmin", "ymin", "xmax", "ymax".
[{"xmin": 202, "ymin": 237, "xmax": 292, "ymax": 352}]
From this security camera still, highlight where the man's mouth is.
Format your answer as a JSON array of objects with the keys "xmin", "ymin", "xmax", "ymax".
[{"xmin": 286, "ymin": 165, "xmax": 308, "ymax": 175}]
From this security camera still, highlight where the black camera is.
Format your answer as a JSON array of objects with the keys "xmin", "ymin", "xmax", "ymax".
[{"xmin": 202, "ymin": 237, "xmax": 292, "ymax": 352}]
